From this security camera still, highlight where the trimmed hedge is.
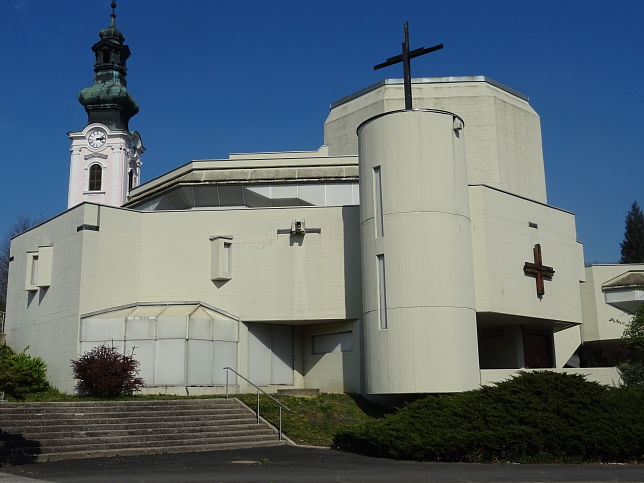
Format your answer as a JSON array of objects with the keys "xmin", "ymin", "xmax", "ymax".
[{"xmin": 333, "ymin": 372, "xmax": 643, "ymax": 462}]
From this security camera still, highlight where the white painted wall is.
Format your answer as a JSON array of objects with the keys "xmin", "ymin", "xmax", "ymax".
[
  {"xmin": 325, "ymin": 78, "xmax": 547, "ymax": 203},
  {"xmin": 68, "ymin": 124, "xmax": 143, "ymax": 209},
  {"xmin": 5, "ymin": 205, "xmax": 86, "ymax": 392},
  {"xmin": 469, "ymin": 186, "xmax": 584, "ymax": 324},
  {"xmin": 359, "ymin": 110, "xmax": 480, "ymax": 394},
  {"xmin": 581, "ymin": 264, "xmax": 644, "ymax": 341},
  {"xmin": 480, "ymin": 367, "xmax": 621, "ymax": 387},
  {"xmin": 6, "ymin": 202, "xmax": 363, "ymax": 393}
]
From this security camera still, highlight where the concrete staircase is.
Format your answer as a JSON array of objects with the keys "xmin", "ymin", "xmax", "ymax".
[{"xmin": 0, "ymin": 398, "xmax": 287, "ymax": 464}]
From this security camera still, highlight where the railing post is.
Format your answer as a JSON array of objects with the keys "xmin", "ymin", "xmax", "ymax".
[
  {"xmin": 256, "ymin": 390, "xmax": 260, "ymax": 424},
  {"xmin": 279, "ymin": 406, "xmax": 282, "ymax": 441},
  {"xmin": 225, "ymin": 368, "xmax": 229, "ymax": 399}
]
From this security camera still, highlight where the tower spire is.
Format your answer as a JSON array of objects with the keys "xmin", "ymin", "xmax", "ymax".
[
  {"xmin": 110, "ymin": 2, "xmax": 116, "ymax": 27},
  {"xmin": 77, "ymin": 1, "xmax": 138, "ymax": 130}
]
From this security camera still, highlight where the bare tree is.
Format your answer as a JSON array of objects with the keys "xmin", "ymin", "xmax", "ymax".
[{"xmin": 0, "ymin": 215, "xmax": 43, "ymax": 312}]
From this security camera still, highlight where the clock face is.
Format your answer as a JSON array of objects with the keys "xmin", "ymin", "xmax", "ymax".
[{"xmin": 88, "ymin": 129, "xmax": 107, "ymax": 148}]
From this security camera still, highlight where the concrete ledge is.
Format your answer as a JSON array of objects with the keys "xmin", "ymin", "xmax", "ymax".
[{"xmin": 480, "ymin": 367, "xmax": 621, "ymax": 387}]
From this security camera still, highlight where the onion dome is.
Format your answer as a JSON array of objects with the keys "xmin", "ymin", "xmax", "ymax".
[{"xmin": 78, "ymin": 2, "xmax": 139, "ymax": 130}]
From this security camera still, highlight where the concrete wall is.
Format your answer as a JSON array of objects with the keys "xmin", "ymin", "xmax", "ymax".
[
  {"xmin": 295, "ymin": 320, "xmax": 362, "ymax": 393},
  {"xmin": 480, "ymin": 367, "xmax": 621, "ymax": 387},
  {"xmin": 7, "ymin": 202, "xmax": 363, "ymax": 393},
  {"xmin": 358, "ymin": 110, "xmax": 480, "ymax": 394},
  {"xmin": 581, "ymin": 264, "xmax": 644, "ymax": 341},
  {"xmin": 469, "ymin": 186, "xmax": 584, "ymax": 324},
  {"xmin": 5, "ymin": 205, "xmax": 86, "ymax": 392},
  {"xmin": 78, "ymin": 205, "xmax": 143, "ymax": 313},
  {"xmin": 325, "ymin": 79, "xmax": 547, "ymax": 203}
]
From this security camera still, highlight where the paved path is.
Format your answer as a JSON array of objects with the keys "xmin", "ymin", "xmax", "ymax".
[{"xmin": 1, "ymin": 446, "xmax": 642, "ymax": 482}]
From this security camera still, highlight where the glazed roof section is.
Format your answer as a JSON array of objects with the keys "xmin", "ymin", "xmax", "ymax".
[{"xmin": 125, "ymin": 147, "xmax": 358, "ymax": 207}]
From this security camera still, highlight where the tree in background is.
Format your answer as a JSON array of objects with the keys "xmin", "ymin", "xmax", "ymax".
[
  {"xmin": 620, "ymin": 201, "xmax": 644, "ymax": 263},
  {"xmin": 0, "ymin": 215, "xmax": 42, "ymax": 312}
]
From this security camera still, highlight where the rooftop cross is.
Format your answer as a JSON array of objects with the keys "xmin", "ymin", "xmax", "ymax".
[
  {"xmin": 374, "ymin": 22, "xmax": 443, "ymax": 110},
  {"xmin": 110, "ymin": 2, "xmax": 116, "ymax": 27}
]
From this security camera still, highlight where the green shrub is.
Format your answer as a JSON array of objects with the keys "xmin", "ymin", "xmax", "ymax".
[
  {"xmin": 71, "ymin": 345, "xmax": 144, "ymax": 398},
  {"xmin": 334, "ymin": 371, "xmax": 644, "ymax": 463},
  {"xmin": 0, "ymin": 345, "xmax": 49, "ymax": 399},
  {"xmin": 617, "ymin": 304, "xmax": 644, "ymax": 386}
]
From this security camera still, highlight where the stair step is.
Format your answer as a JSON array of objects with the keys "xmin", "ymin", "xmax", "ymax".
[
  {"xmin": 0, "ymin": 412, "xmax": 253, "ymax": 427},
  {"xmin": 34, "ymin": 440, "xmax": 288, "ymax": 463},
  {"xmin": 4, "ymin": 423, "xmax": 269, "ymax": 441},
  {"xmin": 0, "ymin": 407, "xmax": 243, "ymax": 417},
  {"xmin": 3, "ymin": 429, "xmax": 278, "ymax": 450},
  {"xmin": 0, "ymin": 397, "xmax": 285, "ymax": 462},
  {"xmin": 0, "ymin": 399, "xmax": 235, "ymax": 408},
  {"xmin": 0, "ymin": 418, "xmax": 259, "ymax": 434}
]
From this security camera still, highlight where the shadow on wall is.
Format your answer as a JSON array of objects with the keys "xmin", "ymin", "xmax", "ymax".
[
  {"xmin": 0, "ymin": 430, "xmax": 41, "ymax": 466},
  {"xmin": 342, "ymin": 206, "xmax": 363, "ymax": 393}
]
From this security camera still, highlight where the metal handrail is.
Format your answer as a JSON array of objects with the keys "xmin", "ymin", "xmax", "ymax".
[
  {"xmin": 223, "ymin": 366, "xmax": 292, "ymax": 441},
  {"xmin": 0, "ymin": 312, "xmax": 4, "ymax": 334}
]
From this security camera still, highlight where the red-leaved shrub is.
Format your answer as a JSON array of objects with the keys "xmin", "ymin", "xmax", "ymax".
[{"xmin": 71, "ymin": 345, "xmax": 144, "ymax": 398}]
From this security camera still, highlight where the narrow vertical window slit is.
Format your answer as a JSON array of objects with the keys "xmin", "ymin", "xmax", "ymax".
[
  {"xmin": 373, "ymin": 167, "xmax": 384, "ymax": 237},
  {"xmin": 377, "ymin": 254, "xmax": 388, "ymax": 330}
]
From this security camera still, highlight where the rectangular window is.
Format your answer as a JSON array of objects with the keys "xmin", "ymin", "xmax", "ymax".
[
  {"xmin": 373, "ymin": 167, "xmax": 384, "ymax": 237},
  {"xmin": 25, "ymin": 246, "xmax": 52, "ymax": 291},
  {"xmin": 223, "ymin": 242, "xmax": 232, "ymax": 275},
  {"xmin": 377, "ymin": 254, "xmax": 388, "ymax": 330},
  {"xmin": 25, "ymin": 252, "xmax": 38, "ymax": 291},
  {"xmin": 30, "ymin": 255, "xmax": 39, "ymax": 286}
]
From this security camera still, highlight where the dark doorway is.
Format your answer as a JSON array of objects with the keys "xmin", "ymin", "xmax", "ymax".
[{"xmin": 523, "ymin": 330, "xmax": 554, "ymax": 368}]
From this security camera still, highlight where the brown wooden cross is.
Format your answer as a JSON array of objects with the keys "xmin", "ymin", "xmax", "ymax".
[{"xmin": 523, "ymin": 244, "xmax": 555, "ymax": 297}]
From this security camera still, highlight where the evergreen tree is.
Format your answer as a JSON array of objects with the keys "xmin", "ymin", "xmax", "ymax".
[{"xmin": 620, "ymin": 201, "xmax": 644, "ymax": 263}]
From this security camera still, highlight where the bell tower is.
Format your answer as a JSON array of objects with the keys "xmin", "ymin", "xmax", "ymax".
[{"xmin": 67, "ymin": 2, "xmax": 144, "ymax": 209}]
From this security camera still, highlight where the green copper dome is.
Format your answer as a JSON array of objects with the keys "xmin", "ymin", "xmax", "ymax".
[{"xmin": 78, "ymin": 2, "xmax": 138, "ymax": 130}]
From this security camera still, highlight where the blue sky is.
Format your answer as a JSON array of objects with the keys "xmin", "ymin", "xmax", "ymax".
[{"xmin": 1, "ymin": 0, "xmax": 642, "ymax": 263}]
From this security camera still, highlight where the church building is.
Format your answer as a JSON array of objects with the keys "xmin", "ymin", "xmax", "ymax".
[{"xmin": 5, "ymin": 7, "xmax": 642, "ymax": 395}]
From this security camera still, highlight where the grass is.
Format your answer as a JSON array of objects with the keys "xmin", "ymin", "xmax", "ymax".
[{"xmin": 236, "ymin": 392, "xmax": 388, "ymax": 447}]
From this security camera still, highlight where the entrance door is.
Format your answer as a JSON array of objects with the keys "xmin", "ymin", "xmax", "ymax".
[
  {"xmin": 523, "ymin": 330, "xmax": 554, "ymax": 368},
  {"xmin": 248, "ymin": 323, "xmax": 294, "ymax": 385}
]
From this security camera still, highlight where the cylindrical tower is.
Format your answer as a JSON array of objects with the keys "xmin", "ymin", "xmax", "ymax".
[{"xmin": 358, "ymin": 109, "xmax": 480, "ymax": 393}]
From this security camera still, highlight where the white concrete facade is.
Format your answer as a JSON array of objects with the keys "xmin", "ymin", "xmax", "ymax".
[{"xmin": 6, "ymin": 77, "xmax": 630, "ymax": 395}]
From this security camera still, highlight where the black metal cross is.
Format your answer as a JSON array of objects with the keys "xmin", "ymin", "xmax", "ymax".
[
  {"xmin": 374, "ymin": 22, "xmax": 443, "ymax": 110},
  {"xmin": 523, "ymin": 244, "xmax": 555, "ymax": 297}
]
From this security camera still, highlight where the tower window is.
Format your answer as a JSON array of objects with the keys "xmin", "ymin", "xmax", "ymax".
[
  {"xmin": 102, "ymin": 51, "xmax": 110, "ymax": 63},
  {"xmin": 377, "ymin": 254, "xmax": 388, "ymax": 330},
  {"xmin": 89, "ymin": 164, "xmax": 102, "ymax": 191},
  {"xmin": 128, "ymin": 170, "xmax": 134, "ymax": 191},
  {"xmin": 373, "ymin": 166, "xmax": 384, "ymax": 237}
]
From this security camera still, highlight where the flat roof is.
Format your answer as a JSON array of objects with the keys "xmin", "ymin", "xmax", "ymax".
[{"xmin": 330, "ymin": 76, "xmax": 529, "ymax": 109}]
